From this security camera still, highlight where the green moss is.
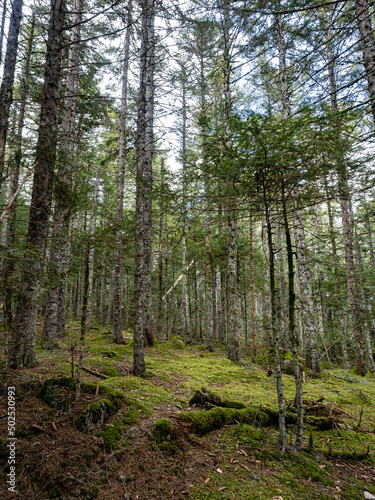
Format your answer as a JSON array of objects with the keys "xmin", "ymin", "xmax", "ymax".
[
  {"xmin": 164, "ymin": 336, "xmax": 185, "ymax": 349},
  {"xmin": 99, "ymin": 420, "xmax": 123, "ymax": 449},
  {"xmin": 152, "ymin": 418, "xmax": 175, "ymax": 442},
  {"xmin": 76, "ymin": 396, "xmax": 124, "ymax": 434},
  {"xmin": 122, "ymin": 406, "xmax": 139, "ymax": 425}
]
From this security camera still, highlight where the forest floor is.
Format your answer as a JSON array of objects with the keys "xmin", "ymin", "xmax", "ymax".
[{"xmin": 1, "ymin": 321, "xmax": 375, "ymax": 500}]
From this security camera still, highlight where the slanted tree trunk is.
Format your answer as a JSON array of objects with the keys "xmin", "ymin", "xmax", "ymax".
[
  {"xmin": 0, "ymin": 0, "xmax": 23, "ymax": 188},
  {"xmin": 134, "ymin": 0, "xmax": 155, "ymax": 377},
  {"xmin": 42, "ymin": 0, "xmax": 82, "ymax": 347},
  {"xmin": 112, "ymin": 1, "xmax": 132, "ymax": 345},
  {"xmin": 9, "ymin": 0, "xmax": 66, "ymax": 368}
]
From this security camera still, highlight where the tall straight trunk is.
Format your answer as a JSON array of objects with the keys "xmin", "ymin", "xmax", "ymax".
[
  {"xmin": 134, "ymin": 0, "xmax": 155, "ymax": 377},
  {"xmin": 0, "ymin": 0, "xmax": 23, "ymax": 188},
  {"xmin": 352, "ymin": 209, "xmax": 375, "ymax": 371},
  {"xmin": 277, "ymin": 220, "xmax": 289, "ymax": 350},
  {"xmin": 99, "ymin": 222, "xmax": 107, "ymax": 324},
  {"xmin": 156, "ymin": 157, "xmax": 165, "ymax": 340},
  {"xmin": 354, "ymin": 0, "xmax": 375, "ymax": 124},
  {"xmin": 264, "ymin": 195, "xmax": 285, "ymax": 453},
  {"xmin": 0, "ymin": 0, "xmax": 7, "ymax": 65},
  {"xmin": 106, "ymin": 266, "xmax": 114, "ymax": 326},
  {"xmin": 180, "ymin": 65, "xmax": 190, "ymax": 342},
  {"xmin": 227, "ymin": 210, "xmax": 240, "ymax": 361},
  {"xmin": 113, "ymin": 1, "xmax": 132, "ymax": 345},
  {"xmin": 325, "ymin": 188, "xmax": 350, "ymax": 369},
  {"xmin": 205, "ymin": 205, "xmax": 214, "ymax": 351},
  {"xmin": 323, "ymin": 15, "xmax": 366, "ymax": 373},
  {"xmin": 3, "ymin": 7, "xmax": 35, "ymax": 328},
  {"xmin": 363, "ymin": 198, "xmax": 375, "ymax": 268},
  {"xmin": 294, "ymin": 208, "xmax": 320, "ymax": 376},
  {"xmin": 249, "ymin": 211, "xmax": 257, "ymax": 361},
  {"xmin": 42, "ymin": 0, "xmax": 82, "ymax": 347},
  {"xmin": 9, "ymin": 0, "xmax": 65, "ymax": 368},
  {"xmin": 281, "ymin": 183, "xmax": 303, "ymax": 452},
  {"xmin": 86, "ymin": 165, "xmax": 100, "ymax": 332}
]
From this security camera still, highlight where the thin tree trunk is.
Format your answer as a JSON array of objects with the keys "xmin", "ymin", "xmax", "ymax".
[
  {"xmin": 249, "ymin": 211, "xmax": 257, "ymax": 362},
  {"xmin": 0, "ymin": 0, "xmax": 23, "ymax": 188},
  {"xmin": 85, "ymin": 165, "xmax": 100, "ymax": 332},
  {"xmin": 9, "ymin": 0, "xmax": 66, "ymax": 368},
  {"xmin": 326, "ymin": 186, "xmax": 350, "ymax": 369},
  {"xmin": 0, "ymin": 0, "xmax": 7, "ymax": 65},
  {"xmin": 134, "ymin": 0, "xmax": 155, "ymax": 377},
  {"xmin": 157, "ymin": 157, "xmax": 165, "ymax": 341},
  {"xmin": 113, "ymin": 1, "xmax": 132, "ymax": 345},
  {"xmin": 294, "ymin": 208, "xmax": 320, "ymax": 377},
  {"xmin": 227, "ymin": 211, "xmax": 240, "ymax": 361},
  {"xmin": 281, "ymin": 182, "xmax": 303, "ymax": 452}
]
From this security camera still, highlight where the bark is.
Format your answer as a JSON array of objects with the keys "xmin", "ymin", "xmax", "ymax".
[
  {"xmin": 362, "ymin": 199, "xmax": 375, "ymax": 269},
  {"xmin": 3, "ymin": 8, "xmax": 35, "ymax": 328},
  {"xmin": 156, "ymin": 157, "xmax": 165, "ymax": 341},
  {"xmin": 179, "ymin": 64, "xmax": 190, "ymax": 342},
  {"xmin": 42, "ymin": 0, "xmax": 82, "ymax": 347},
  {"xmin": 0, "ymin": 0, "xmax": 7, "ymax": 64},
  {"xmin": 265, "ymin": 201, "xmax": 286, "ymax": 453},
  {"xmin": 205, "ymin": 206, "xmax": 214, "ymax": 351},
  {"xmin": 249, "ymin": 211, "xmax": 257, "ymax": 362},
  {"xmin": 134, "ymin": 0, "xmax": 155, "ymax": 377},
  {"xmin": 0, "ymin": 0, "xmax": 23, "ymax": 188},
  {"xmin": 85, "ymin": 165, "xmax": 100, "ymax": 332},
  {"xmin": 325, "ymin": 186, "xmax": 350, "ymax": 369},
  {"xmin": 281, "ymin": 183, "xmax": 303, "ymax": 452},
  {"xmin": 352, "ymin": 209, "xmax": 375, "ymax": 371},
  {"xmin": 294, "ymin": 208, "xmax": 320, "ymax": 377},
  {"xmin": 277, "ymin": 220, "xmax": 289, "ymax": 350},
  {"xmin": 227, "ymin": 211, "xmax": 240, "ymax": 362},
  {"xmin": 99, "ymin": 219, "xmax": 107, "ymax": 324},
  {"xmin": 353, "ymin": 0, "xmax": 375, "ymax": 124},
  {"xmin": 9, "ymin": 0, "xmax": 66, "ymax": 369},
  {"xmin": 112, "ymin": 1, "xmax": 132, "ymax": 345},
  {"xmin": 339, "ymin": 180, "xmax": 367, "ymax": 374}
]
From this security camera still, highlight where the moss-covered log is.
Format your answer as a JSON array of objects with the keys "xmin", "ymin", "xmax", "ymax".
[
  {"xmin": 176, "ymin": 405, "xmax": 335, "ymax": 434},
  {"xmin": 189, "ymin": 387, "xmax": 247, "ymax": 409}
]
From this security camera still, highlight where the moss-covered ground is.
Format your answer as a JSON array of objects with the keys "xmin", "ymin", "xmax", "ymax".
[{"xmin": 0, "ymin": 320, "xmax": 374, "ymax": 499}]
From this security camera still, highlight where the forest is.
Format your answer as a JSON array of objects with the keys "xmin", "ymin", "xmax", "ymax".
[{"xmin": 1, "ymin": 0, "xmax": 375, "ymax": 498}]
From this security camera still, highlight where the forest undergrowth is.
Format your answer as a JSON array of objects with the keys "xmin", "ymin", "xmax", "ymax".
[{"xmin": 1, "ymin": 320, "xmax": 375, "ymax": 500}]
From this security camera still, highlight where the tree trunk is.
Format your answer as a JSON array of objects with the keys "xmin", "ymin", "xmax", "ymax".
[
  {"xmin": 9, "ymin": 0, "xmax": 66, "ymax": 369},
  {"xmin": 294, "ymin": 208, "xmax": 320, "ymax": 377},
  {"xmin": 112, "ymin": 1, "xmax": 132, "ymax": 345},
  {"xmin": 227, "ymin": 210, "xmax": 240, "ymax": 361},
  {"xmin": 0, "ymin": 0, "xmax": 23, "ymax": 188},
  {"xmin": 0, "ymin": 0, "xmax": 7, "ymax": 65},
  {"xmin": 281, "ymin": 183, "xmax": 303, "ymax": 452},
  {"xmin": 325, "ymin": 186, "xmax": 350, "ymax": 369},
  {"xmin": 3, "ymin": 7, "xmax": 35, "ymax": 329},
  {"xmin": 134, "ymin": 0, "xmax": 155, "ymax": 377},
  {"xmin": 249, "ymin": 211, "xmax": 257, "ymax": 362},
  {"xmin": 156, "ymin": 157, "xmax": 165, "ymax": 341},
  {"xmin": 42, "ymin": 0, "xmax": 82, "ymax": 347},
  {"xmin": 354, "ymin": 0, "xmax": 375, "ymax": 124}
]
